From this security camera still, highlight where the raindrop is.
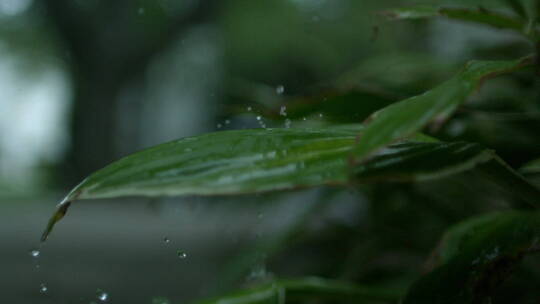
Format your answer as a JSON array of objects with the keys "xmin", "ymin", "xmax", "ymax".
[
  {"xmin": 247, "ymin": 106, "xmax": 252, "ymax": 112},
  {"xmin": 217, "ymin": 123, "xmax": 223, "ymax": 129},
  {"xmin": 96, "ymin": 289, "xmax": 109, "ymax": 302},
  {"xmin": 279, "ymin": 106, "xmax": 287, "ymax": 117},
  {"xmin": 225, "ymin": 119, "xmax": 231, "ymax": 125},
  {"xmin": 177, "ymin": 250, "xmax": 188, "ymax": 259},
  {"xmin": 39, "ymin": 283, "xmax": 48, "ymax": 294},
  {"xmin": 275, "ymin": 85, "xmax": 285, "ymax": 95},
  {"xmin": 284, "ymin": 119, "xmax": 291, "ymax": 128},
  {"xmin": 256, "ymin": 116, "xmax": 262, "ymax": 121},
  {"xmin": 302, "ymin": 117, "xmax": 307, "ymax": 121},
  {"xmin": 152, "ymin": 297, "xmax": 171, "ymax": 304},
  {"xmin": 163, "ymin": 237, "xmax": 170, "ymax": 244},
  {"xmin": 30, "ymin": 249, "xmax": 40, "ymax": 258},
  {"xmin": 319, "ymin": 113, "xmax": 324, "ymax": 118}
]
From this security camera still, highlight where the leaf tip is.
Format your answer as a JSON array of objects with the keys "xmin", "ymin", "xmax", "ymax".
[{"xmin": 40, "ymin": 200, "xmax": 72, "ymax": 242}]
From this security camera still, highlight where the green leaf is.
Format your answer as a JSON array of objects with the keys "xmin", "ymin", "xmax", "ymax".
[
  {"xmin": 504, "ymin": 0, "xmax": 527, "ymax": 18},
  {"xmin": 404, "ymin": 211, "xmax": 540, "ymax": 304},
  {"xmin": 380, "ymin": 6, "xmax": 529, "ymax": 35},
  {"xmin": 41, "ymin": 126, "xmax": 540, "ymax": 241},
  {"xmin": 195, "ymin": 277, "xmax": 402, "ymax": 304},
  {"xmin": 351, "ymin": 56, "xmax": 533, "ymax": 163},
  {"xmin": 521, "ymin": 157, "xmax": 540, "ymax": 174}
]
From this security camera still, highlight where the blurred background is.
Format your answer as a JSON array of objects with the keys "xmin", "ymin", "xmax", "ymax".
[{"xmin": 1, "ymin": 0, "xmax": 540, "ymax": 303}]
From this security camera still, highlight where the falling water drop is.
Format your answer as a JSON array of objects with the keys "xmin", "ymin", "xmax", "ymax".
[
  {"xmin": 96, "ymin": 289, "xmax": 109, "ymax": 302},
  {"xmin": 177, "ymin": 250, "xmax": 188, "ymax": 259},
  {"xmin": 39, "ymin": 283, "xmax": 48, "ymax": 294},
  {"xmin": 275, "ymin": 85, "xmax": 284, "ymax": 95},
  {"xmin": 247, "ymin": 106, "xmax": 252, "ymax": 112},
  {"xmin": 256, "ymin": 116, "xmax": 261, "ymax": 121},
  {"xmin": 30, "ymin": 249, "xmax": 40, "ymax": 258},
  {"xmin": 216, "ymin": 123, "xmax": 222, "ymax": 129},
  {"xmin": 152, "ymin": 297, "xmax": 171, "ymax": 304},
  {"xmin": 225, "ymin": 119, "xmax": 231, "ymax": 125},
  {"xmin": 163, "ymin": 237, "xmax": 170, "ymax": 244}
]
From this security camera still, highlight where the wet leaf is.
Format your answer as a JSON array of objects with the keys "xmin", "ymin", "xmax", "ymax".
[
  {"xmin": 352, "ymin": 56, "xmax": 533, "ymax": 162},
  {"xmin": 195, "ymin": 277, "xmax": 402, "ymax": 304},
  {"xmin": 381, "ymin": 6, "xmax": 529, "ymax": 35},
  {"xmin": 404, "ymin": 211, "xmax": 540, "ymax": 304},
  {"xmin": 42, "ymin": 126, "xmax": 540, "ymax": 241}
]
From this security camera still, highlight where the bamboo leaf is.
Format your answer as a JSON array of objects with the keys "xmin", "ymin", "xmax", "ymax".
[
  {"xmin": 351, "ymin": 57, "xmax": 533, "ymax": 163},
  {"xmin": 41, "ymin": 126, "xmax": 540, "ymax": 241},
  {"xmin": 381, "ymin": 6, "xmax": 529, "ymax": 35},
  {"xmin": 195, "ymin": 277, "xmax": 402, "ymax": 304},
  {"xmin": 521, "ymin": 157, "xmax": 540, "ymax": 174},
  {"xmin": 404, "ymin": 211, "xmax": 540, "ymax": 304}
]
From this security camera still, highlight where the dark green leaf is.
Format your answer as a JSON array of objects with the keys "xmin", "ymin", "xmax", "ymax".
[
  {"xmin": 41, "ymin": 126, "xmax": 540, "ymax": 241},
  {"xmin": 195, "ymin": 277, "xmax": 402, "ymax": 304},
  {"xmin": 504, "ymin": 0, "xmax": 527, "ymax": 18},
  {"xmin": 381, "ymin": 6, "xmax": 529, "ymax": 35},
  {"xmin": 351, "ymin": 57, "xmax": 533, "ymax": 162},
  {"xmin": 521, "ymin": 157, "xmax": 540, "ymax": 174},
  {"xmin": 404, "ymin": 211, "xmax": 540, "ymax": 304}
]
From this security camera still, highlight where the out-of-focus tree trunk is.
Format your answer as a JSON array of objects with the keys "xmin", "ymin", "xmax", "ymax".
[{"xmin": 41, "ymin": 0, "xmax": 217, "ymax": 183}]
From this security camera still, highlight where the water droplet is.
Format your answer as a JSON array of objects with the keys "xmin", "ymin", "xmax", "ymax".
[
  {"xmin": 39, "ymin": 283, "xmax": 48, "ymax": 294},
  {"xmin": 256, "ymin": 116, "xmax": 262, "ymax": 121},
  {"xmin": 163, "ymin": 237, "xmax": 170, "ymax": 244},
  {"xmin": 96, "ymin": 289, "xmax": 109, "ymax": 302},
  {"xmin": 302, "ymin": 117, "xmax": 307, "ymax": 121},
  {"xmin": 177, "ymin": 251, "xmax": 188, "ymax": 259},
  {"xmin": 275, "ymin": 85, "xmax": 285, "ymax": 95},
  {"xmin": 217, "ymin": 123, "xmax": 222, "ymax": 129},
  {"xmin": 152, "ymin": 297, "xmax": 171, "ymax": 304},
  {"xmin": 225, "ymin": 119, "xmax": 231, "ymax": 125},
  {"xmin": 279, "ymin": 106, "xmax": 287, "ymax": 116},
  {"xmin": 284, "ymin": 119, "xmax": 291, "ymax": 128},
  {"xmin": 247, "ymin": 106, "xmax": 252, "ymax": 112},
  {"xmin": 30, "ymin": 249, "xmax": 40, "ymax": 258}
]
